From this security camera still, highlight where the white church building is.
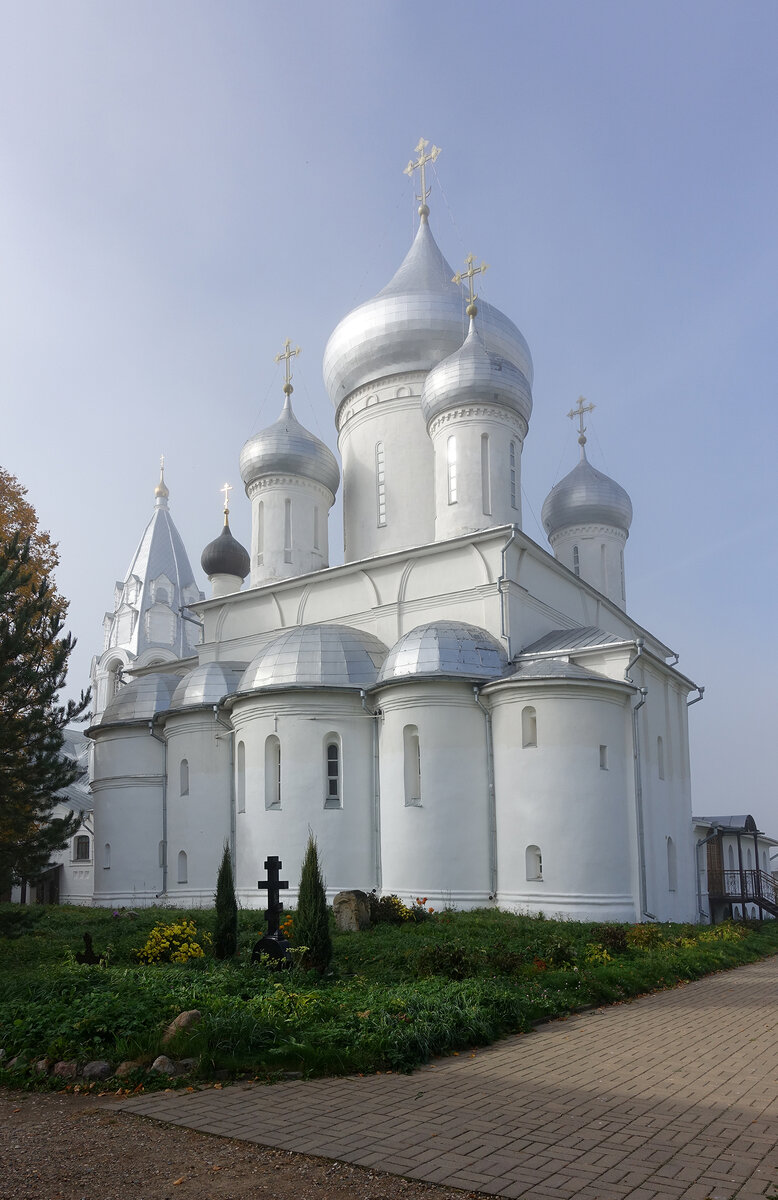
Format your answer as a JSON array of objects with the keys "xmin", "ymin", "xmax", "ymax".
[{"xmin": 84, "ymin": 143, "xmax": 739, "ymax": 923}]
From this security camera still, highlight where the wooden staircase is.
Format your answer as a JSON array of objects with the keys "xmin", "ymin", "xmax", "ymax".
[{"xmin": 708, "ymin": 869, "xmax": 778, "ymax": 918}]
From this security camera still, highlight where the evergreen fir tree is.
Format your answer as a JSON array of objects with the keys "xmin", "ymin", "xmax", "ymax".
[
  {"xmin": 295, "ymin": 834, "xmax": 332, "ymax": 974},
  {"xmin": 213, "ymin": 842, "xmax": 238, "ymax": 959},
  {"xmin": 0, "ymin": 532, "xmax": 90, "ymax": 893}
]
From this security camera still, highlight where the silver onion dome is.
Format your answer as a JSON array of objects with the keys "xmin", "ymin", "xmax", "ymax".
[
  {"xmin": 239, "ymin": 394, "xmax": 340, "ymax": 496},
  {"xmin": 421, "ymin": 317, "xmax": 533, "ymax": 428},
  {"xmin": 376, "ymin": 620, "xmax": 508, "ymax": 685},
  {"xmin": 170, "ymin": 661, "xmax": 248, "ymax": 710},
  {"xmin": 99, "ymin": 673, "xmax": 182, "ymax": 725},
  {"xmin": 201, "ymin": 516, "xmax": 250, "ymax": 580},
  {"xmin": 542, "ymin": 449, "xmax": 633, "ymax": 539},
  {"xmin": 238, "ymin": 624, "xmax": 388, "ymax": 692},
  {"xmin": 323, "ymin": 216, "xmax": 533, "ymax": 408}
]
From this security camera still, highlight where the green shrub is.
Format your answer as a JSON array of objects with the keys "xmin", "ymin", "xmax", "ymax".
[{"xmin": 598, "ymin": 923, "xmax": 628, "ymax": 955}]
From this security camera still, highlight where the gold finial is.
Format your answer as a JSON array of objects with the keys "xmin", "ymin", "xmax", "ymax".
[
  {"xmin": 275, "ymin": 338, "xmax": 301, "ymax": 397},
  {"xmin": 568, "ymin": 396, "xmax": 596, "ymax": 449},
  {"xmin": 220, "ymin": 482, "xmax": 233, "ymax": 524},
  {"xmin": 403, "ymin": 137, "xmax": 441, "ymax": 219},
  {"xmin": 453, "ymin": 253, "xmax": 489, "ymax": 318},
  {"xmin": 154, "ymin": 453, "xmax": 169, "ymax": 500}
]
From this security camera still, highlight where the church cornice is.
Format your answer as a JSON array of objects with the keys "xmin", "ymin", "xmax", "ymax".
[
  {"xmin": 549, "ymin": 523, "xmax": 628, "ymax": 544},
  {"xmin": 245, "ymin": 475, "xmax": 334, "ymax": 501},
  {"xmin": 336, "ymin": 372, "xmax": 424, "ymax": 432},
  {"xmin": 428, "ymin": 405, "xmax": 528, "ymax": 439}
]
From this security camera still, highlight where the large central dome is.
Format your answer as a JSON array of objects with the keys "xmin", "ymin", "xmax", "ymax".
[{"xmin": 323, "ymin": 215, "xmax": 533, "ymax": 410}]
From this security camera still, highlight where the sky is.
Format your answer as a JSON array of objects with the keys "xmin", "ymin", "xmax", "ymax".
[{"xmin": 1, "ymin": 0, "xmax": 776, "ymax": 834}]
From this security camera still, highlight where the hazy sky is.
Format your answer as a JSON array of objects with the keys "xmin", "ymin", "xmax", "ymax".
[{"xmin": 2, "ymin": 1, "xmax": 776, "ymax": 834}]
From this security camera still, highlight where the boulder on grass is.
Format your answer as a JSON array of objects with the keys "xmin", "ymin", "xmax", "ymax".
[
  {"xmin": 82, "ymin": 1060, "xmax": 112, "ymax": 1080},
  {"xmin": 161, "ymin": 1009, "xmax": 202, "ymax": 1046},
  {"xmin": 115, "ymin": 1060, "xmax": 144, "ymax": 1077},
  {"xmin": 53, "ymin": 1060, "xmax": 78, "ymax": 1079},
  {"xmin": 333, "ymin": 890, "xmax": 371, "ymax": 932},
  {"xmin": 151, "ymin": 1055, "xmax": 175, "ymax": 1075}
]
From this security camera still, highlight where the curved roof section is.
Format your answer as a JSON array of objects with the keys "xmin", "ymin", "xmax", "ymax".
[
  {"xmin": 239, "ymin": 395, "xmax": 340, "ymax": 496},
  {"xmin": 376, "ymin": 620, "xmax": 508, "ymax": 685},
  {"xmin": 421, "ymin": 318, "xmax": 532, "ymax": 428},
  {"xmin": 502, "ymin": 658, "xmax": 614, "ymax": 683},
  {"xmin": 323, "ymin": 216, "xmax": 533, "ymax": 407},
  {"xmin": 99, "ymin": 672, "xmax": 181, "ymax": 725},
  {"xmin": 170, "ymin": 661, "xmax": 248, "ymax": 711},
  {"xmin": 201, "ymin": 517, "xmax": 250, "ymax": 581},
  {"xmin": 238, "ymin": 624, "xmax": 388, "ymax": 693},
  {"xmin": 542, "ymin": 450, "xmax": 633, "ymax": 539}
]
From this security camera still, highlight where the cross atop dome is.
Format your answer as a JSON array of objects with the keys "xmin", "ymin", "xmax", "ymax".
[
  {"xmin": 275, "ymin": 338, "xmax": 301, "ymax": 397},
  {"xmin": 154, "ymin": 453, "xmax": 169, "ymax": 504},
  {"xmin": 220, "ymin": 481, "xmax": 233, "ymax": 523},
  {"xmin": 404, "ymin": 137, "xmax": 441, "ymax": 220},
  {"xmin": 568, "ymin": 396, "xmax": 595, "ymax": 453},
  {"xmin": 453, "ymin": 252, "xmax": 489, "ymax": 318}
]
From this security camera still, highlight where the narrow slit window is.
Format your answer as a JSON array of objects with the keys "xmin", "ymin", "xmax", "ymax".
[
  {"xmin": 325, "ymin": 736, "xmax": 341, "ymax": 808},
  {"xmin": 104, "ymin": 842, "xmax": 111, "ymax": 869},
  {"xmin": 481, "ymin": 433, "xmax": 491, "ymax": 515},
  {"xmin": 526, "ymin": 844, "xmax": 543, "ymax": 881},
  {"xmin": 667, "ymin": 837, "xmax": 677, "ymax": 892},
  {"xmin": 572, "ymin": 545, "xmax": 580, "ymax": 576},
  {"xmin": 265, "ymin": 735, "xmax": 281, "ymax": 809},
  {"xmin": 180, "ymin": 758, "xmax": 189, "ymax": 797},
  {"xmin": 522, "ymin": 705, "xmax": 537, "ymax": 748},
  {"xmin": 313, "ymin": 505, "xmax": 320, "ymax": 551},
  {"xmin": 657, "ymin": 735, "xmax": 665, "ymax": 780},
  {"xmin": 599, "ymin": 745, "xmax": 608, "ymax": 770},
  {"xmin": 403, "ymin": 724, "xmax": 421, "ymax": 806},
  {"xmin": 283, "ymin": 500, "xmax": 292, "ymax": 564},
  {"xmin": 620, "ymin": 549, "xmax": 625, "ymax": 600},
  {"xmin": 177, "ymin": 850, "xmax": 188, "ymax": 884},
  {"xmin": 257, "ymin": 501, "xmax": 264, "ymax": 565},
  {"xmin": 509, "ymin": 441, "xmax": 517, "ymax": 510},
  {"xmin": 447, "ymin": 436, "xmax": 457, "ymax": 504},
  {"xmin": 376, "ymin": 442, "xmax": 386, "ymax": 527},
  {"xmin": 237, "ymin": 741, "xmax": 246, "ymax": 813}
]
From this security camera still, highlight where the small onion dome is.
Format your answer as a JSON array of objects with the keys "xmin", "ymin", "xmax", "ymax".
[
  {"xmin": 99, "ymin": 673, "xmax": 181, "ymax": 725},
  {"xmin": 238, "ymin": 623, "xmax": 388, "ymax": 692},
  {"xmin": 323, "ymin": 215, "xmax": 533, "ymax": 407},
  {"xmin": 239, "ymin": 394, "xmax": 340, "ymax": 496},
  {"xmin": 170, "ymin": 661, "xmax": 248, "ymax": 710},
  {"xmin": 376, "ymin": 620, "xmax": 508, "ymax": 685},
  {"xmin": 542, "ymin": 449, "xmax": 633, "ymax": 539},
  {"xmin": 200, "ymin": 516, "xmax": 250, "ymax": 581},
  {"xmin": 421, "ymin": 317, "xmax": 532, "ymax": 429}
]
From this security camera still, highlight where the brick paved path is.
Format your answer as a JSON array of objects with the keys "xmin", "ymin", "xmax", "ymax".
[{"xmin": 120, "ymin": 956, "xmax": 778, "ymax": 1199}]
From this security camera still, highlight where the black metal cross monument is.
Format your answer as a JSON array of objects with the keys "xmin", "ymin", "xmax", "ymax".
[{"xmin": 258, "ymin": 855, "xmax": 289, "ymax": 937}]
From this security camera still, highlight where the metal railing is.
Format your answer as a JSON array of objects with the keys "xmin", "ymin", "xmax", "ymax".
[{"xmin": 708, "ymin": 868, "xmax": 777, "ymax": 912}]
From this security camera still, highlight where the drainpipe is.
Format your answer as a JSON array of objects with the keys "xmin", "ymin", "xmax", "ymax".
[
  {"xmin": 361, "ymin": 691, "xmax": 382, "ymax": 893},
  {"xmin": 625, "ymin": 638, "xmax": 644, "ymax": 682},
  {"xmin": 148, "ymin": 719, "xmax": 167, "ymax": 896},
  {"xmin": 632, "ymin": 687, "xmax": 655, "ymax": 920},
  {"xmin": 499, "ymin": 525, "xmax": 520, "ymax": 660},
  {"xmin": 695, "ymin": 827, "xmax": 720, "ymax": 923},
  {"xmin": 473, "ymin": 687, "xmax": 498, "ymax": 900},
  {"xmin": 687, "ymin": 686, "xmax": 705, "ymax": 707}
]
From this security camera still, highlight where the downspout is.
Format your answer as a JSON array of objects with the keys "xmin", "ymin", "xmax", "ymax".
[
  {"xmin": 361, "ymin": 691, "xmax": 382, "ymax": 893},
  {"xmin": 499, "ymin": 525, "xmax": 520, "ymax": 660},
  {"xmin": 148, "ymin": 719, "xmax": 167, "ymax": 896},
  {"xmin": 687, "ymin": 686, "xmax": 705, "ymax": 707},
  {"xmin": 473, "ymin": 687, "xmax": 498, "ymax": 900},
  {"xmin": 632, "ymin": 687, "xmax": 655, "ymax": 920}
]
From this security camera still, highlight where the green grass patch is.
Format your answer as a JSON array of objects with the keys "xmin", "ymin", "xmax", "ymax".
[{"xmin": 2, "ymin": 904, "xmax": 777, "ymax": 1087}]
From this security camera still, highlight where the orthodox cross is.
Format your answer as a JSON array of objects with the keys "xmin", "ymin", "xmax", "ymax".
[
  {"xmin": 568, "ymin": 396, "xmax": 595, "ymax": 447},
  {"xmin": 403, "ymin": 137, "xmax": 441, "ymax": 214},
  {"xmin": 257, "ymin": 855, "xmax": 289, "ymax": 937},
  {"xmin": 275, "ymin": 338, "xmax": 301, "ymax": 395},
  {"xmin": 453, "ymin": 253, "xmax": 489, "ymax": 315},
  {"xmin": 220, "ymin": 482, "xmax": 233, "ymax": 515}
]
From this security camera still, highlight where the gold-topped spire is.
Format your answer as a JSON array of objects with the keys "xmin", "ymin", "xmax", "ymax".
[
  {"xmin": 453, "ymin": 253, "xmax": 489, "ymax": 318},
  {"xmin": 220, "ymin": 482, "xmax": 233, "ymax": 524},
  {"xmin": 568, "ymin": 396, "xmax": 596, "ymax": 450},
  {"xmin": 154, "ymin": 453, "xmax": 169, "ymax": 500},
  {"xmin": 275, "ymin": 338, "xmax": 301, "ymax": 396},
  {"xmin": 403, "ymin": 137, "xmax": 441, "ymax": 219}
]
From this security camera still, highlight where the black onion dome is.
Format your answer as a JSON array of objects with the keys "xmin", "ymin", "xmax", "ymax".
[{"xmin": 201, "ymin": 518, "xmax": 250, "ymax": 580}]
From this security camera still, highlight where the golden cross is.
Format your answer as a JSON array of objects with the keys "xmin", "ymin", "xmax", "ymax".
[
  {"xmin": 453, "ymin": 253, "xmax": 489, "ymax": 312},
  {"xmin": 220, "ymin": 482, "xmax": 233, "ymax": 513},
  {"xmin": 568, "ymin": 396, "xmax": 596, "ymax": 442},
  {"xmin": 275, "ymin": 338, "xmax": 301, "ymax": 394},
  {"xmin": 403, "ymin": 137, "xmax": 441, "ymax": 214}
]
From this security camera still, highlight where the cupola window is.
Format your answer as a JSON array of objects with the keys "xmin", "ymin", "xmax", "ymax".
[
  {"xmin": 403, "ymin": 724, "xmax": 421, "ymax": 806},
  {"xmin": 572, "ymin": 546, "xmax": 580, "ymax": 577},
  {"xmin": 509, "ymin": 441, "xmax": 517, "ymax": 510},
  {"xmin": 284, "ymin": 500, "xmax": 292, "ymax": 564},
  {"xmin": 447, "ymin": 437, "xmax": 457, "ymax": 505},
  {"xmin": 522, "ymin": 705, "xmax": 537, "ymax": 748},
  {"xmin": 265, "ymin": 735, "xmax": 281, "ymax": 809},
  {"xmin": 375, "ymin": 442, "xmax": 387, "ymax": 527},
  {"xmin": 257, "ymin": 501, "xmax": 264, "ymax": 566},
  {"xmin": 481, "ymin": 434, "xmax": 491, "ymax": 516},
  {"xmin": 324, "ymin": 735, "xmax": 342, "ymax": 809}
]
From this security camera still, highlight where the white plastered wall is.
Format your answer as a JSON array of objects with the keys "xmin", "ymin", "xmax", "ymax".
[
  {"xmin": 246, "ymin": 476, "xmax": 333, "ymax": 587},
  {"xmin": 429, "ymin": 407, "xmax": 525, "ymax": 540}
]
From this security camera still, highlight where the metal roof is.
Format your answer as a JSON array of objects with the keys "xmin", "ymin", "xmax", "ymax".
[
  {"xmin": 501, "ymin": 658, "xmax": 615, "ymax": 684},
  {"xmin": 99, "ymin": 672, "xmax": 182, "ymax": 725},
  {"xmin": 520, "ymin": 627, "xmax": 625, "ymax": 656},
  {"xmin": 376, "ymin": 621, "xmax": 508, "ymax": 685},
  {"xmin": 542, "ymin": 450, "xmax": 632, "ymax": 537},
  {"xmin": 421, "ymin": 319, "xmax": 532, "ymax": 429},
  {"xmin": 239, "ymin": 394, "xmax": 340, "ymax": 495},
  {"xmin": 238, "ymin": 624, "xmax": 388, "ymax": 692},
  {"xmin": 170, "ymin": 661, "xmax": 248, "ymax": 711}
]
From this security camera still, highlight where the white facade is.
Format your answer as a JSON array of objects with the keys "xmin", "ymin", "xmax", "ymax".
[{"xmin": 84, "ymin": 171, "xmax": 727, "ymax": 922}]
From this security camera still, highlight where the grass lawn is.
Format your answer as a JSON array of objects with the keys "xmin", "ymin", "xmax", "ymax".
[{"xmin": 2, "ymin": 902, "xmax": 777, "ymax": 1089}]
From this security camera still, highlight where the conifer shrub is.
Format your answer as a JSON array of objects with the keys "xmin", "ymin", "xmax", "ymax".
[
  {"xmin": 213, "ymin": 844, "xmax": 238, "ymax": 960},
  {"xmin": 294, "ymin": 835, "xmax": 332, "ymax": 974}
]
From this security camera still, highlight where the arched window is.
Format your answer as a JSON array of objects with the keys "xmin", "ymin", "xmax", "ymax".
[
  {"xmin": 657, "ymin": 736, "xmax": 665, "ymax": 780},
  {"xmin": 620, "ymin": 549, "xmax": 625, "ymax": 600},
  {"xmin": 257, "ymin": 501, "xmax": 264, "ymax": 565},
  {"xmin": 667, "ymin": 836, "xmax": 677, "ymax": 891},
  {"xmin": 481, "ymin": 433, "xmax": 491, "ymax": 515},
  {"xmin": 284, "ymin": 500, "xmax": 292, "ymax": 563},
  {"xmin": 762, "ymin": 849, "xmax": 768, "ymax": 871},
  {"xmin": 403, "ymin": 724, "xmax": 421, "ymax": 806},
  {"xmin": 324, "ymin": 735, "xmax": 341, "ymax": 809},
  {"xmin": 180, "ymin": 758, "xmax": 189, "ymax": 796},
  {"xmin": 526, "ymin": 845, "xmax": 543, "ymax": 881},
  {"xmin": 265, "ymin": 735, "xmax": 281, "ymax": 809},
  {"xmin": 237, "ymin": 741, "xmax": 246, "ymax": 814},
  {"xmin": 727, "ymin": 843, "xmax": 735, "ymax": 871},
  {"xmin": 599, "ymin": 745, "xmax": 608, "ymax": 770},
  {"xmin": 107, "ymin": 660, "xmax": 123, "ymax": 698},
  {"xmin": 177, "ymin": 850, "xmax": 188, "ymax": 884},
  {"xmin": 74, "ymin": 835, "xmax": 90, "ymax": 861},
  {"xmin": 313, "ymin": 504, "xmax": 320, "ymax": 550},
  {"xmin": 522, "ymin": 705, "xmax": 537, "ymax": 749},
  {"xmin": 572, "ymin": 546, "xmax": 580, "ymax": 577},
  {"xmin": 375, "ymin": 442, "xmax": 386, "ymax": 527},
  {"xmin": 447, "ymin": 436, "xmax": 457, "ymax": 504},
  {"xmin": 103, "ymin": 842, "xmax": 111, "ymax": 869},
  {"xmin": 509, "ymin": 441, "xmax": 517, "ymax": 510}
]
